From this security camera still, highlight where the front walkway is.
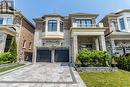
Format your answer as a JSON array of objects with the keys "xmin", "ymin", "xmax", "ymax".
[{"xmin": 0, "ymin": 63, "xmax": 86, "ymax": 87}]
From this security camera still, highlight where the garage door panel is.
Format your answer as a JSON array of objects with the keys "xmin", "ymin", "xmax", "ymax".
[
  {"xmin": 37, "ymin": 49, "xmax": 51, "ymax": 62},
  {"xmin": 55, "ymin": 49, "xmax": 69, "ymax": 62}
]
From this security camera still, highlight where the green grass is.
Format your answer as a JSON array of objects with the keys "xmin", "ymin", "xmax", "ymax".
[
  {"xmin": 0, "ymin": 64, "xmax": 25, "ymax": 72},
  {"xmin": 79, "ymin": 70, "xmax": 130, "ymax": 87}
]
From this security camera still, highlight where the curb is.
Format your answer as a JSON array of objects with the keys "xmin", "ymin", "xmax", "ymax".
[{"xmin": 0, "ymin": 64, "xmax": 32, "ymax": 76}]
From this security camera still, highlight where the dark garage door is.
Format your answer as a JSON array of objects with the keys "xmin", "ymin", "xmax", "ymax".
[
  {"xmin": 55, "ymin": 48, "xmax": 69, "ymax": 62},
  {"xmin": 37, "ymin": 49, "xmax": 51, "ymax": 62}
]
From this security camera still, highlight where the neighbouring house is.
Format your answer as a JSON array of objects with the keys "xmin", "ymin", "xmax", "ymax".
[
  {"xmin": 33, "ymin": 13, "xmax": 108, "ymax": 63},
  {"xmin": 101, "ymin": 9, "xmax": 130, "ymax": 56},
  {"xmin": 0, "ymin": 1, "xmax": 35, "ymax": 62}
]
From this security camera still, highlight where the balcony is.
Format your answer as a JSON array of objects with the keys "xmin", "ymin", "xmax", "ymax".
[
  {"xmin": 72, "ymin": 23, "xmax": 104, "ymax": 28},
  {"xmin": 71, "ymin": 23, "xmax": 107, "ymax": 33}
]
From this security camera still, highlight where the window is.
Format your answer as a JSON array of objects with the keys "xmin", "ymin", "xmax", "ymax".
[
  {"xmin": 42, "ymin": 22, "xmax": 46, "ymax": 32},
  {"xmin": 127, "ymin": 17, "xmax": 130, "ymax": 29},
  {"xmin": 80, "ymin": 43, "xmax": 93, "ymax": 50},
  {"xmin": 6, "ymin": 18, "xmax": 13, "ymax": 25},
  {"xmin": 48, "ymin": 20, "xmax": 57, "ymax": 31},
  {"xmin": 111, "ymin": 20, "xmax": 116, "ymax": 30},
  {"xmin": 29, "ymin": 42, "xmax": 32, "ymax": 49},
  {"xmin": 0, "ymin": 18, "xmax": 3, "ymax": 24},
  {"xmin": 60, "ymin": 21, "xmax": 63, "ymax": 32},
  {"xmin": 119, "ymin": 18, "xmax": 125, "ymax": 30},
  {"xmin": 75, "ymin": 19, "xmax": 92, "ymax": 27},
  {"xmin": 23, "ymin": 40, "xmax": 26, "ymax": 48}
]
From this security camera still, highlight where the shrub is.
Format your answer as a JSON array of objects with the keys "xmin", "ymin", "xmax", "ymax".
[
  {"xmin": 77, "ymin": 49, "xmax": 111, "ymax": 67},
  {"xmin": 0, "ymin": 52, "xmax": 14, "ymax": 64},
  {"xmin": 113, "ymin": 55, "xmax": 130, "ymax": 71},
  {"xmin": 0, "ymin": 37, "xmax": 17, "ymax": 64}
]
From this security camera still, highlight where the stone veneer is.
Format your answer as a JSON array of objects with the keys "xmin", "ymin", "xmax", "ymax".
[{"xmin": 76, "ymin": 67, "xmax": 118, "ymax": 72}]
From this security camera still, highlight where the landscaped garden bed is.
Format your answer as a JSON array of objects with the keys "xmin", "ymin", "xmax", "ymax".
[
  {"xmin": 76, "ymin": 50, "xmax": 114, "ymax": 72},
  {"xmin": 0, "ymin": 64, "xmax": 25, "ymax": 73}
]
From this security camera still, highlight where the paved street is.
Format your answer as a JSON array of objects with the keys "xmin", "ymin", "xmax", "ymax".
[{"xmin": 0, "ymin": 63, "xmax": 86, "ymax": 87}]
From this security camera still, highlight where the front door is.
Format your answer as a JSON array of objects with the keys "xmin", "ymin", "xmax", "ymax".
[{"xmin": 80, "ymin": 43, "xmax": 94, "ymax": 50}]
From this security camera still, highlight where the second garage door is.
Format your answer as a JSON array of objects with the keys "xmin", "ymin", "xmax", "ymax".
[{"xmin": 55, "ymin": 48, "xmax": 69, "ymax": 62}]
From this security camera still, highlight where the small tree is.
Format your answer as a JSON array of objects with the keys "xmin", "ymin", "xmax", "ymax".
[{"xmin": 8, "ymin": 37, "xmax": 17, "ymax": 62}]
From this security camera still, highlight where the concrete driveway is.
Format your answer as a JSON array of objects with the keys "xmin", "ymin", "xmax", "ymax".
[{"xmin": 0, "ymin": 63, "xmax": 86, "ymax": 87}]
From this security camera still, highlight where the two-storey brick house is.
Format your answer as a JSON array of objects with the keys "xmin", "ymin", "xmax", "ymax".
[
  {"xmin": 33, "ymin": 13, "xmax": 107, "ymax": 63},
  {"xmin": 101, "ymin": 9, "xmax": 130, "ymax": 55},
  {"xmin": 0, "ymin": 1, "xmax": 35, "ymax": 62}
]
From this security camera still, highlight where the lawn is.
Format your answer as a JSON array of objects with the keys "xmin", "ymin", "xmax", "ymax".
[
  {"xmin": 0, "ymin": 64, "xmax": 25, "ymax": 72},
  {"xmin": 79, "ymin": 70, "xmax": 130, "ymax": 87}
]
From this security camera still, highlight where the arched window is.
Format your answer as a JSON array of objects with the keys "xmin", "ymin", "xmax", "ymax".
[
  {"xmin": 29, "ymin": 42, "xmax": 32, "ymax": 49},
  {"xmin": 23, "ymin": 40, "xmax": 26, "ymax": 48}
]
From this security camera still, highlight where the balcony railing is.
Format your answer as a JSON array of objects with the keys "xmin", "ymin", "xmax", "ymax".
[
  {"xmin": 72, "ymin": 23, "xmax": 104, "ymax": 28},
  {"xmin": 115, "ymin": 47, "xmax": 130, "ymax": 54}
]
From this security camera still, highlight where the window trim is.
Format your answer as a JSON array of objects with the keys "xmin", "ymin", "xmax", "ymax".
[{"xmin": 127, "ymin": 17, "xmax": 130, "ymax": 29}]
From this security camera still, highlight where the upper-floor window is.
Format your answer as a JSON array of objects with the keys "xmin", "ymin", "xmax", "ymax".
[
  {"xmin": 119, "ymin": 18, "xmax": 125, "ymax": 30},
  {"xmin": 127, "ymin": 17, "xmax": 130, "ymax": 29},
  {"xmin": 75, "ymin": 19, "xmax": 92, "ymax": 27},
  {"xmin": 6, "ymin": 18, "xmax": 13, "ymax": 25},
  {"xmin": 111, "ymin": 20, "xmax": 116, "ymax": 30},
  {"xmin": 0, "ymin": 18, "xmax": 3, "ymax": 24},
  {"xmin": 60, "ymin": 21, "xmax": 63, "ymax": 32},
  {"xmin": 42, "ymin": 22, "xmax": 46, "ymax": 32},
  {"xmin": 48, "ymin": 20, "xmax": 57, "ymax": 31}
]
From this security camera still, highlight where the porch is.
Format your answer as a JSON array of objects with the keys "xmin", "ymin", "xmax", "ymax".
[{"xmin": 71, "ymin": 31, "xmax": 106, "ymax": 63}]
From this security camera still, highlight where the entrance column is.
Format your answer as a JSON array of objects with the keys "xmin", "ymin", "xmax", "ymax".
[
  {"xmin": 95, "ymin": 37, "xmax": 99, "ymax": 51},
  {"xmin": 99, "ymin": 35, "xmax": 106, "ymax": 51},
  {"xmin": 111, "ymin": 39, "xmax": 116, "ymax": 54},
  {"xmin": 32, "ymin": 47, "xmax": 37, "ymax": 64},
  {"xmin": 51, "ymin": 49, "xmax": 55, "ymax": 63},
  {"xmin": 73, "ymin": 35, "xmax": 78, "ymax": 63}
]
